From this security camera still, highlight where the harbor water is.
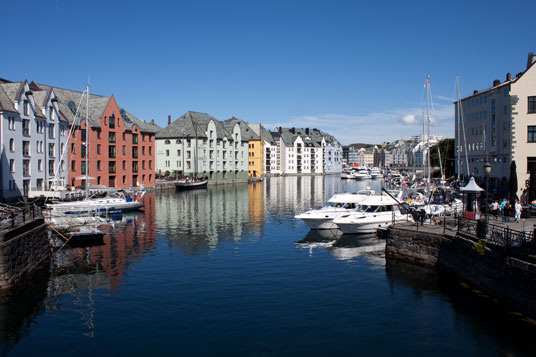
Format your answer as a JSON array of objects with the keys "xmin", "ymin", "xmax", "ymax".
[{"xmin": 1, "ymin": 176, "xmax": 534, "ymax": 356}]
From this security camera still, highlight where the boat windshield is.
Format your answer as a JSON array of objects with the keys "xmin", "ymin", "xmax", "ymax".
[
  {"xmin": 326, "ymin": 202, "xmax": 357, "ymax": 209},
  {"xmin": 357, "ymin": 205, "xmax": 379, "ymax": 213}
]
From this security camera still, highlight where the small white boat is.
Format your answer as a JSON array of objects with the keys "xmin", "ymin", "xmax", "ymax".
[
  {"xmin": 295, "ymin": 190, "xmax": 375, "ymax": 230},
  {"xmin": 333, "ymin": 195, "xmax": 413, "ymax": 234},
  {"xmin": 45, "ymin": 190, "xmax": 144, "ymax": 214}
]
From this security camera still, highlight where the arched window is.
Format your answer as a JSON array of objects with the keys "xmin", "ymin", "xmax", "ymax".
[
  {"xmin": 9, "ymin": 138, "xmax": 14, "ymax": 152},
  {"xmin": 165, "ymin": 140, "xmax": 171, "ymax": 144}
]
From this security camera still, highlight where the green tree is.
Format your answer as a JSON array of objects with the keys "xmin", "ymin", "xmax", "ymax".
[{"xmin": 430, "ymin": 139, "xmax": 455, "ymax": 179}]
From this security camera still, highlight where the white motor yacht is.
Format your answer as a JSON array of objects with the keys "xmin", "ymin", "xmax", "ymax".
[
  {"xmin": 369, "ymin": 168, "xmax": 383, "ymax": 179},
  {"xmin": 333, "ymin": 195, "xmax": 413, "ymax": 234},
  {"xmin": 295, "ymin": 190, "xmax": 375, "ymax": 230},
  {"xmin": 352, "ymin": 167, "xmax": 371, "ymax": 180}
]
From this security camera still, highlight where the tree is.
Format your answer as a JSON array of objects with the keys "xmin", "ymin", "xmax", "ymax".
[{"xmin": 430, "ymin": 139, "xmax": 455, "ymax": 179}]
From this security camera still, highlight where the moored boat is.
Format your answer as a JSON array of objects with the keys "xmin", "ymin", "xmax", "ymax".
[
  {"xmin": 176, "ymin": 178, "xmax": 208, "ymax": 190},
  {"xmin": 295, "ymin": 189, "xmax": 375, "ymax": 230},
  {"xmin": 333, "ymin": 195, "xmax": 413, "ymax": 234}
]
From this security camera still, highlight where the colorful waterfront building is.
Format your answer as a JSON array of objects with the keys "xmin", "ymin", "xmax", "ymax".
[
  {"xmin": 36, "ymin": 83, "xmax": 160, "ymax": 189},
  {"xmin": 155, "ymin": 111, "xmax": 249, "ymax": 182},
  {"xmin": 0, "ymin": 79, "xmax": 69, "ymax": 200},
  {"xmin": 224, "ymin": 118, "xmax": 263, "ymax": 178}
]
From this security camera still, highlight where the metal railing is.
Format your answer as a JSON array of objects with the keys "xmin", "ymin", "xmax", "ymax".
[{"xmin": 455, "ymin": 216, "xmax": 536, "ymax": 255}]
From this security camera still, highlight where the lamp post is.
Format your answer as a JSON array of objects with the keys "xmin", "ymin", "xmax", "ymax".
[{"xmin": 484, "ymin": 162, "xmax": 492, "ymax": 219}]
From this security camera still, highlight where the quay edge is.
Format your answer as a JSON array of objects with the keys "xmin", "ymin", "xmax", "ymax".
[{"xmin": 385, "ymin": 223, "xmax": 536, "ymax": 320}]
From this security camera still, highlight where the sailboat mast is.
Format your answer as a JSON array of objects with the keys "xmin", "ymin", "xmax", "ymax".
[
  {"xmin": 85, "ymin": 83, "xmax": 89, "ymax": 199},
  {"xmin": 425, "ymin": 75, "xmax": 431, "ymax": 193},
  {"xmin": 456, "ymin": 75, "xmax": 470, "ymax": 179}
]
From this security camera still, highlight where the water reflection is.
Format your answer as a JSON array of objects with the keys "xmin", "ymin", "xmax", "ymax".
[
  {"xmin": 296, "ymin": 229, "xmax": 385, "ymax": 263},
  {"xmin": 0, "ymin": 266, "xmax": 49, "ymax": 357}
]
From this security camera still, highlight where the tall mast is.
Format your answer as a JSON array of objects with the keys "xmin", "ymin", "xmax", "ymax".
[
  {"xmin": 85, "ymin": 83, "xmax": 89, "ymax": 199},
  {"xmin": 425, "ymin": 75, "xmax": 431, "ymax": 193},
  {"xmin": 456, "ymin": 75, "xmax": 470, "ymax": 179}
]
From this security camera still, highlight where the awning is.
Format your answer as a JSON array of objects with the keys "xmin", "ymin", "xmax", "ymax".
[{"xmin": 460, "ymin": 177, "xmax": 484, "ymax": 192}]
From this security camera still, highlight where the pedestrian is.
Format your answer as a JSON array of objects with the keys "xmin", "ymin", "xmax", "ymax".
[
  {"xmin": 504, "ymin": 201, "xmax": 511, "ymax": 223},
  {"xmin": 514, "ymin": 199, "xmax": 522, "ymax": 223},
  {"xmin": 500, "ymin": 198, "xmax": 507, "ymax": 223},
  {"xmin": 491, "ymin": 200, "xmax": 499, "ymax": 220}
]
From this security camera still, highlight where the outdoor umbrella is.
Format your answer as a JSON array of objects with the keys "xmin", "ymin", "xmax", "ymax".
[{"xmin": 509, "ymin": 160, "xmax": 518, "ymax": 204}]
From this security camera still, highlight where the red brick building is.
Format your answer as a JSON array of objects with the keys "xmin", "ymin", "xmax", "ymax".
[{"xmin": 36, "ymin": 83, "xmax": 160, "ymax": 189}]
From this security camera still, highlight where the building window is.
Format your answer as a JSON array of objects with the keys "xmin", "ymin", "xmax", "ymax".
[
  {"xmin": 109, "ymin": 161, "xmax": 116, "ymax": 174},
  {"xmin": 109, "ymin": 115, "xmax": 115, "ymax": 129},
  {"xmin": 132, "ymin": 161, "xmax": 138, "ymax": 173},
  {"xmin": 22, "ymin": 119, "xmax": 30, "ymax": 136},
  {"xmin": 49, "ymin": 143, "xmax": 55, "ymax": 157},
  {"xmin": 9, "ymin": 138, "xmax": 14, "ymax": 152},
  {"xmin": 23, "ymin": 141, "xmax": 30, "ymax": 156},
  {"xmin": 38, "ymin": 159, "xmax": 42, "ymax": 171},
  {"xmin": 97, "ymin": 144, "xmax": 101, "ymax": 155},
  {"xmin": 123, "ymin": 145, "xmax": 126, "ymax": 155},
  {"xmin": 109, "ymin": 145, "xmax": 116, "ymax": 158},
  {"xmin": 529, "ymin": 96, "xmax": 536, "ymax": 113},
  {"xmin": 49, "ymin": 160, "xmax": 55, "ymax": 175},
  {"xmin": 133, "ymin": 146, "xmax": 138, "ymax": 158},
  {"xmin": 49, "ymin": 124, "xmax": 55, "ymax": 139},
  {"xmin": 81, "ymin": 144, "xmax": 86, "ymax": 158},
  {"xmin": 71, "ymin": 160, "xmax": 76, "ymax": 171},
  {"xmin": 132, "ymin": 134, "xmax": 138, "ymax": 144},
  {"xmin": 23, "ymin": 100, "xmax": 29, "ymax": 115},
  {"xmin": 97, "ymin": 160, "xmax": 101, "ymax": 171},
  {"xmin": 10, "ymin": 159, "xmax": 14, "ymax": 172},
  {"xmin": 81, "ymin": 129, "xmax": 87, "ymax": 142},
  {"xmin": 529, "ymin": 126, "xmax": 536, "ymax": 142},
  {"xmin": 109, "ymin": 132, "xmax": 116, "ymax": 143}
]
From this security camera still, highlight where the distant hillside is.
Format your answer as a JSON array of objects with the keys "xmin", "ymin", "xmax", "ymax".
[{"xmin": 343, "ymin": 143, "xmax": 376, "ymax": 149}]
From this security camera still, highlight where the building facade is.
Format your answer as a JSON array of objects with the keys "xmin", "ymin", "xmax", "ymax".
[
  {"xmin": 0, "ymin": 79, "xmax": 68, "ymax": 199},
  {"xmin": 155, "ymin": 112, "xmax": 249, "ymax": 181},
  {"xmin": 455, "ymin": 52, "xmax": 536, "ymax": 201}
]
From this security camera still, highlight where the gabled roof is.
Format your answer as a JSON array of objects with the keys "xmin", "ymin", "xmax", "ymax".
[
  {"xmin": 157, "ymin": 111, "xmax": 227, "ymax": 139},
  {"xmin": 224, "ymin": 117, "xmax": 260, "ymax": 141},
  {"xmin": 0, "ymin": 83, "xmax": 16, "ymax": 113},
  {"xmin": 0, "ymin": 80, "xmax": 46, "ymax": 118}
]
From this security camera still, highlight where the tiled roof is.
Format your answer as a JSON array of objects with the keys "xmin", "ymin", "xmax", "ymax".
[
  {"xmin": 0, "ymin": 83, "xmax": 16, "ymax": 113},
  {"xmin": 157, "ymin": 111, "xmax": 230, "ymax": 140},
  {"xmin": 224, "ymin": 117, "xmax": 260, "ymax": 141}
]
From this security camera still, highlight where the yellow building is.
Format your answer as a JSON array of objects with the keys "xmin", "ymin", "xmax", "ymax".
[{"xmin": 224, "ymin": 119, "xmax": 264, "ymax": 178}]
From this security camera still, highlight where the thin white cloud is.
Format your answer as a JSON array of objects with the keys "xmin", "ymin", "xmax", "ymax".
[{"xmin": 274, "ymin": 102, "xmax": 455, "ymax": 145}]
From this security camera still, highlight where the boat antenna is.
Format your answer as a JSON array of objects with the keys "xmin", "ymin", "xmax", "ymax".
[{"xmin": 427, "ymin": 78, "xmax": 445, "ymax": 181}]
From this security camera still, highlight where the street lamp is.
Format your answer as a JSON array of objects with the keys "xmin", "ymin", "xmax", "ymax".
[{"xmin": 484, "ymin": 162, "xmax": 492, "ymax": 219}]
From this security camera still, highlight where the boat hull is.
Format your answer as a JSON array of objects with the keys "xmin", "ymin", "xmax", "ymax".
[{"xmin": 176, "ymin": 179, "xmax": 208, "ymax": 190}]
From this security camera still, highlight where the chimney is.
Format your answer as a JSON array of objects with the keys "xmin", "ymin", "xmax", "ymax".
[
  {"xmin": 473, "ymin": 90, "xmax": 478, "ymax": 95},
  {"xmin": 291, "ymin": 127, "xmax": 295, "ymax": 134},
  {"xmin": 493, "ymin": 79, "xmax": 500, "ymax": 87},
  {"xmin": 527, "ymin": 52, "xmax": 535, "ymax": 69},
  {"xmin": 151, "ymin": 119, "xmax": 155, "ymax": 124},
  {"xmin": 306, "ymin": 128, "xmax": 310, "ymax": 135},
  {"xmin": 168, "ymin": 115, "xmax": 171, "ymax": 125},
  {"xmin": 506, "ymin": 72, "xmax": 511, "ymax": 81}
]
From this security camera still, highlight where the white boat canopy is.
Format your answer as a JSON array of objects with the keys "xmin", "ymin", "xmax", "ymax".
[{"xmin": 460, "ymin": 177, "xmax": 484, "ymax": 192}]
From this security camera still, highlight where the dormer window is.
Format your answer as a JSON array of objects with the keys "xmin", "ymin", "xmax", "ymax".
[{"xmin": 23, "ymin": 100, "xmax": 29, "ymax": 116}]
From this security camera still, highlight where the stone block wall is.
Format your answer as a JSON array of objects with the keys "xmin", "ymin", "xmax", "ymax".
[
  {"xmin": 386, "ymin": 225, "xmax": 536, "ymax": 319},
  {"xmin": 0, "ymin": 218, "xmax": 50, "ymax": 291}
]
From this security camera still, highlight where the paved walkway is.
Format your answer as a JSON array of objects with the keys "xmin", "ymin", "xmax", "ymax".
[{"xmin": 482, "ymin": 214, "xmax": 536, "ymax": 232}]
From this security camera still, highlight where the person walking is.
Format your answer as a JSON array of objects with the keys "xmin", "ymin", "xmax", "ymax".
[
  {"xmin": 500, "ymin": 198, "xmax": 508, "ymax": 223},
  {"xmin": 491, "ymin": 200, "xmax": 499, "ymax": 220},
  {"xmin": 514, "ymin": 199, "xmax": 522, "ymax": 223}
]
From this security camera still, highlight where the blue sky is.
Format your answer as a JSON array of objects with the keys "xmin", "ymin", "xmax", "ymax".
[{"xmin": 2, "ymin": 0, "xmax": 534, "ymax": 145}]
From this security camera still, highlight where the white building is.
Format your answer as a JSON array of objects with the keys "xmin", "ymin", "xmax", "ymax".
[
  {"xmin": 455, "ymin": 52, "xmax": 536, "ymax": 201},
  {"xmin": 155, "ymin": 111, "xmax": 248, "ymax": 181},
  {"xmin": 263, "ymin": 127, "xmax": 342, "ymax": 175},
  {"xmin": 0, "ymin": 79, "xmax": 68, "ymax": 200}
]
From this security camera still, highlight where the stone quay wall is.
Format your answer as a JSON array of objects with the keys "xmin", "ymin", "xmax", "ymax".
[
  {"xmin": 386, "ymin": 224, "xmax": 536, "ymax": 319},
  {"xmin": 0, "ymin": 218, "xmax": 50, "ymax": 291}
]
